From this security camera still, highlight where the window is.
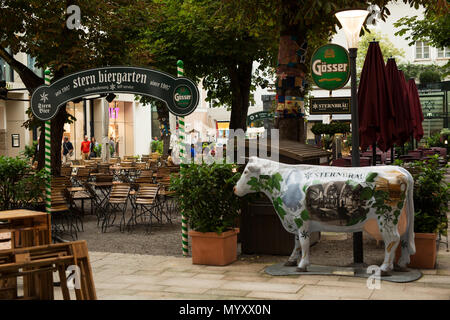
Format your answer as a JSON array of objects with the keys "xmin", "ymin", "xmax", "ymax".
[
  {"xmin": 27, "ymin": 55, "xmax": 44, "ymax": 77},
  {"xmin": 437, "ymin": 47, "xmax": 450, "ymax": 58},
  {"xmin": 415, "ymin": 41, "xmax": 430, "ymax": 59},
  {"xmin": 0, "ymin": 48, "xmax": 14, "ymax": 82}
]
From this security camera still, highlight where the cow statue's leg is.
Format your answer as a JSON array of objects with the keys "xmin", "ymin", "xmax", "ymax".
[
  {"xmin": 296, "ymin": 224, "xmax": 311, "ymax": 272},
  {"xmin": 377, "ymin": 214, "xmax": 401, "ymax": 275},
  {"xmin": 285, "ymin": 234, "xmax": 301, "ymax": 266}
]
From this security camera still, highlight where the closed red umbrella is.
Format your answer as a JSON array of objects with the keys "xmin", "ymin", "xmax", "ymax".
[
  {"xmin": 407, "ymin": 79, "xmax": 424, "ymax": 142},
  {"xmin": 398, "ymin": 70, "xmax": 414, "ymax": 143},
  {"xmin": 386, "ymin": 58, "xmax": 408, "ymax": 145},
  {"xmin": 358, "ymin": 41, "xmax": 396, "ymax": 152}
]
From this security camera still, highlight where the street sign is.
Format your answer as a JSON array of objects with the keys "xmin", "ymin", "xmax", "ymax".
[
  {"xmin": 310, "ymin": 97, "xmax": 351, "ymax": 115},
  {"xmin": 31, "ymin": 66, "xmax": 199, "ymax": 120},
  {"xmin": 311, "ymin": 44, "xmax": 350, "ymax": 91}
]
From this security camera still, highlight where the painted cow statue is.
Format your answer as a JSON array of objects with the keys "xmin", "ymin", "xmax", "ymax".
[{"xmin": 234, "ymin": 157, "xmax": 416, "ymax": 274}]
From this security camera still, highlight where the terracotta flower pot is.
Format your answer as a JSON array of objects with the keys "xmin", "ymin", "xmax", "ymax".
[
  {"xmin": 189, "ymin": 229, "xmax": 238, "ymax": 266},
  {"xmin": 396, "ymin": 233, "xmax": 438, "ymax": 269}
]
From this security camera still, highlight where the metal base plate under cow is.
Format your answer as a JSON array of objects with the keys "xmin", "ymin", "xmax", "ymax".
[{"xmin": 265, "ymin": 263, "xmax": 422, "ymax": 283}]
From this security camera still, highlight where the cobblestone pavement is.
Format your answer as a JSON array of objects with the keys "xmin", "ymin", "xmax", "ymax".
[
  {"xmin": 61, "ymin": 163, "xmax": 447, "ymax": 300},
  {"xmin": 50, "ymin": 232, "xmax": 450, "ymax": 300}
]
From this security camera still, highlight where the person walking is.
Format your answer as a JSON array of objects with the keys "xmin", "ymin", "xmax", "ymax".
[
  {"xmin": 109, "ymin": 136, "xmax": 115, "ymax": 157},
  {"xmin": 89, "ymin": 137, "xmax": 98, "ymax": 158},
  {"xmin": 81, "ymin": 135, "xmax": 91, "ymax": 160},
  {"xmin": 62, "ymin": 136, "xmax": 74, "ymax": 164}
]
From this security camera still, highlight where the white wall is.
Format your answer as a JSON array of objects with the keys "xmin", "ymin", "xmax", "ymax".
[{"xmin": 133, "ymin": 100, "xmax": 152, "ymax": 156}]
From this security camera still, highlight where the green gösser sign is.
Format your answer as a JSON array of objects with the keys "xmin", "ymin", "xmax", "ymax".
[
  {"xmin": 311, "ymin": 44, "xmax": 350, "ymax": 91},
  {"xmin": 173, "ymin": 85, "xmax": 193, "ymax": 109}
]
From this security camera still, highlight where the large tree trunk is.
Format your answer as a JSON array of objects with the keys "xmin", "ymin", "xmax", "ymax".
[
  {"xmin": 275, "ymin": 1, "xmax": 307, "ymax": 143},
  {"xmin": 228, "ymin": 60, "xmax": 253, "ymax": 131}
]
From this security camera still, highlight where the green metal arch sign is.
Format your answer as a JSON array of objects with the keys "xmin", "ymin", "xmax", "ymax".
[
  {"xmin": 247, "ymin": 111, "xmax": 273, "ymax": 124},
  {"xmin": 31, "ymin": 66, "xmax": 199, "ymax": 120},
  {"xmin": 310, "ymin": 44, "xmax": 350, "ymax": 91}
]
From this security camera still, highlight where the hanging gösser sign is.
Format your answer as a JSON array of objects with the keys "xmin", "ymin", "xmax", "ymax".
[
  {"xmin": 310, "ymin": 44, "xmax": 350, "ymax": 91},
  {"xmin": 31, "ymin": 66, "xmax": 199, "ymax": 120}
]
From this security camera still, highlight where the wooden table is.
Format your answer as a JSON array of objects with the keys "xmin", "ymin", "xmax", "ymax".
[
  {"xmin": 0, "ymin": 209, "xmax": 52, "ymax": 299},
  {"xmin": 0, "ymin": 210, "xmax": 51, "ymax": 250}
]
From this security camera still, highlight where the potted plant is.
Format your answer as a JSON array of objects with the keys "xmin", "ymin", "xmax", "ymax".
[
  {"xmin": 397, "ymin": 155, "xmax": 449, "ymax": 269},
  {"xmin": 170, "ymin": 162, "xmax": 241, "ymax": 265}
]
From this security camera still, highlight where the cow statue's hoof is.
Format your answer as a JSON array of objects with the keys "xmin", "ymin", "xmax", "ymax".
[
  {"xmin": 284, "ymin": 260, "xmax": 297, "ymax": 267},
  {"xmin": 380, "ymin": 270, "xmax": 392, "ymax": 277},
  {"xmin": 394, "ymin": 264, "xmax": 409, "ymax": 272},
  {"xmin": 296, "ymin": 267, "xmax": 307, "ymax": 272}
]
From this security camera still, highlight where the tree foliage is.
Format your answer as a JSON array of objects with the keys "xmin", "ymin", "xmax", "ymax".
[
  {"xmin": 356, "ymin": 29, "xmax": 405, "ymax": 74},
  {"xmin": 128, "ymin": 0, "xmax": 279, "ymax": 130},
  {"xmin": 0, "ymin": 0, "xmax": 161, "ymax": 173}
]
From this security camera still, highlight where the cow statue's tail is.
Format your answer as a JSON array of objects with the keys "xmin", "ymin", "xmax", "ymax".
[{"xmin": 399, "ymin": 168, "xmax": 416, "ymax": 266}]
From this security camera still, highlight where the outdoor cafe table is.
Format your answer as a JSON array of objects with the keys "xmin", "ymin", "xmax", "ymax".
[
  {"xmin": 109, "ymin": 165, "xmax": 138, "ymax": 181},
  {"xmin": 0, "ymin": 209, "xmax": 51, "ymax": 249},
  {"xmin": 0, "ymin": 209, "xmax": 52, "ymax": 300}
]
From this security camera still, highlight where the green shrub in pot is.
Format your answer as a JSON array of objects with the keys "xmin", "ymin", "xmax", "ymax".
[
  {"xmin": 169, "ymin": 163, "xmax": 241, "ymax": 234},
  {"xmin": 405, "ymin": 155, "xmax": 449, "ymax": 235}
]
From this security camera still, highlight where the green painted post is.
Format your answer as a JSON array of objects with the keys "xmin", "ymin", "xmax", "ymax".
[
  {"xmin": 177, "ymin": 60, "xmax": 189, "ymax": 257},
  {"xmin": 44, "ymin": 68, "xmax": 52, "ymax": 214}
]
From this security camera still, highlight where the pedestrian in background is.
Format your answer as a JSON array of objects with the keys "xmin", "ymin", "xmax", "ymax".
[
  {"xmin": 62, "ymin": 136, "xmax": 74, "ymax": 164},
  {"xmin": 89, "ymin": 137, "xmax": 98, "ymax": 158},
  {"xmin": 81, "ymin": 135, "xmax": 91, "ymax": 160}
]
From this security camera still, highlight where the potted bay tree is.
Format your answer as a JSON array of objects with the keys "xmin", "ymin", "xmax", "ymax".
[
  {"xmin": 398, "ymin": 155, "xmax": 449, "ymax": 269},
  {"xmin": 170, "ymin": 162, "xmax": 241, "ymax": 266}
]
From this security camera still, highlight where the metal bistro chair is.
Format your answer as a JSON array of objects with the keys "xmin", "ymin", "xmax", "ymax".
[
  {"xmin": 101, "ymin": 183, "xmax": 131, "ymax": 233},
  {"xmin": 157, "ymin": 177, "xmax": 176, "ymax": 223},
  {"xmin": 128, "ymin": 184, "xmax": 160, "ymax": 233},
  {"xmin": 82, "ymin": 181, "xmax": 106, "ymax": 226},
  {"xmin": 74, "ymin": 167, "xmax": 91, "ymax": 186}
]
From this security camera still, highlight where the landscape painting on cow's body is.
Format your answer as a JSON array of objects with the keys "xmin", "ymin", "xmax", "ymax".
[{"xmin": 234, "ymin": 157, "xmax": 415, "ymax": 274}]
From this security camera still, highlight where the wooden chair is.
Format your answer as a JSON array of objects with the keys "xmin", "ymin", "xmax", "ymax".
[
  {"xmin": 128, "ymin": 184, "xmax": 160, "ymax": 232},
  {"xmin": 50, "ymin": 177, "xmax": 77, "ymax": 240},
  {"xmin": 97, "ymin": 163, "xmax": 111, "ymax": 175},
  {"xmin": 155, "ymin": 167, "xmax": 171, "ymax": 182},
  {"xmin": 101, "ymin": 183, "xmax": 130, "ymax": 233},
  {"xmin": 74, "ymin": 167, "xmax": 91, "ymax": 186},
  {"xmin": 60, "ymin": 166, "xmax": 73, "ymax": 177}
]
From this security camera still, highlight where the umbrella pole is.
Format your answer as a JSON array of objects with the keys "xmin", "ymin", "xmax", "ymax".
[
  {"xmin": 391, "ymin": 145, "xmax": 395, "ymax": 164},
  {"xmin": 372, "ymin": 143, "xmax": 376, "ymax": 166}
]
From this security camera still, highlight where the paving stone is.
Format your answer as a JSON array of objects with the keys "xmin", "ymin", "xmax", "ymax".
[
  {"xmin": 158, "ymin": 271, "xmax": 198, "ymax": 278},
  {"xmin": 95, "ymin": 282, "xmax": 133, "ymax": 290},
  {"xmin": 416, "ymin": 275, "xmax": 450, "ymax": 284},
  {"xmin": 126, "ymin": 284, "xmax": 168, "ymax": 291},
  {"xmin": 220, "ymin": 280, "xmax": 302, "ymax": 293},
  {"xmin": 163, "ymin": 286, "xmax": 210, "ymax": 294},
  {"xmin": 246, "ymin": 290, "xmax": 303, "ymax": 300},
  {"xmin": 267, "ymin": 277, "xmax": 321, "ymax": 285},
  {"xmin": 298, "ymin": 284, "xmax": 373, "ymax": 299},
  {"xmin": 159, "ymin": 277, "xmax": 227, "ymax": 289},
  {"xmin": 204, "ymin": 288, "xmax": 250, "ymax": 297},
  {"xmin": 193, "ymin": 273, "xmax": 226, "ymax": 280},
  {"xmin": 108, "ymin": 274, "xmax": 166, "ymax": 285},
  {"xmin": 222, "ymin": 275, "xmax": 271, "ymax": 282}
]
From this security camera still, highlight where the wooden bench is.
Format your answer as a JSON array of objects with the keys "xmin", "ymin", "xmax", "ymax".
[{"xmin": 0, "ymin": 240, "xmax": 96, "ymax": 300}]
